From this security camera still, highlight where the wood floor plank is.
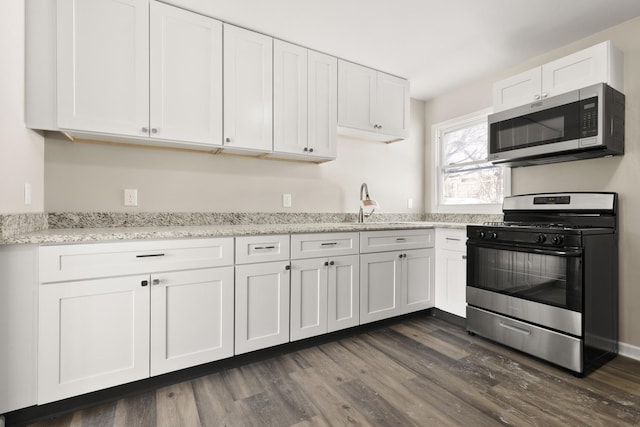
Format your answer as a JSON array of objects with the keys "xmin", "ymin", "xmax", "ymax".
[
  {"xmin": 24, "ymin": 316, "xmax": 640, "ymax": 427},
  {"xmin": 156, "ymin": 381, "xmax": 202, "ymax": 427},
  {"xmin": 112, "ymin": 391, "xmax": 156, "ymax": 427}
]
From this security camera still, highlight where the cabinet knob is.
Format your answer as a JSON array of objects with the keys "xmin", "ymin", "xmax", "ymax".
[
  {"xmin": 329, "ymin": 261, "xmax": 335, "ymax": 266},
  {"xmin": 151, "ymin": 128, "xmax": 158, "ymax": 134},
  {"xmin": 462, "ymin": 255, "xmax": 467, "ymax": 260},
  {"xmin": 378, "ymin": 125, "xmax": 382, "ymax": 130},
  {"xmin": 285, "ymin": 265, "xmax": 291, "ymax": 271},
  {"xmin": 142, "ymin": 127, "xmax": 149, "ymax": 133},
  {"xmin": 541, "ymin": 92, "xmax": 548, "ymax": 99},
  {"xmin": 152, "ymin": 279, "xmax": 160, "ymax": 286},
  {"xmin": 534, "ymin": 94, "xmax": 541, "ymax": 101},
  {"xmin": 324, "ymin": 261, "xmax": 329, "ymax": 266},
  {"xmin": 309, "ymin": 148, "xmax": 314, "ymax": 153},
  {"xmin": 225, "ymin": 137, "xmax": 232, "ymax": 143},
  {"xmin": 141, "ymin": 280, "xmax": 149, "ymax": 287}
]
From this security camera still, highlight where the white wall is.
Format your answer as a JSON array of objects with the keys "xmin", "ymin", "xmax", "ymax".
[
  {"xmin": 0, "ymin": 2, "xmax": 44, "ymax": 214},
  {"xmin": 44, "ymin": 99, "xmax": 425, "ymax": 213},
  {"xmin": 425, "ymin": 16, "xmax": 640, "ymax": 348}
]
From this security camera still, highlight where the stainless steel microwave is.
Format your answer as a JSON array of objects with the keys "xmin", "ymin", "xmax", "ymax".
[{"xmin": 488, "ymin": 83, "xmax": 625, "ymax": 167}]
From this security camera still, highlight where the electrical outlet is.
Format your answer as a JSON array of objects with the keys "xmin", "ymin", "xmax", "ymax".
[
  {"xmin": 283, "ymin": 193, "xmax": 292, "ymax": 208},
  {"xmin": 24, "ymin": 183, "xmax": 32, "ymax": 205},
  {"xmin": 407, "ymin": 198, "xmax": 413, "ymax": 209},
  {"xmin": 124, "ymin": 189, "xmax": 138, "ymax": 206}
]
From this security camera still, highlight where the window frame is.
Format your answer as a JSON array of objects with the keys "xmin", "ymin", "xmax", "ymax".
[{"xmin": 431, "ymin": 108, "xmax": 511, "ymax": 214}]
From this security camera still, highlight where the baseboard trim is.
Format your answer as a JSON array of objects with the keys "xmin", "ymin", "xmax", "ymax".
[
  {"xmin": 431, "ymin": 308, "xmax": 466, "ymax": 328},
  {"xmin": 619, "ymin": 341, "xmax": 640, "ymax": 361}
]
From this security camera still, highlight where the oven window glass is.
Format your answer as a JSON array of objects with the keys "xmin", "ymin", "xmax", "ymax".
[
  {"xmin": 467, "ymin": 245, "xmax": 582, "ymax": 311},
  {"xmin": 490, "ymin": 100, "xmax": 582, "ymax": 153}
]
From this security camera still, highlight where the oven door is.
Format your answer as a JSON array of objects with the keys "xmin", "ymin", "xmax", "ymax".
[{"xmin": 466, "ymin": 241, "xmax": 583, "ymax": 312}]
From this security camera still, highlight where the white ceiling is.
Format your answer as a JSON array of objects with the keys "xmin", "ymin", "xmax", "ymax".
[{"xmin": 190, "ymin": 0, "xmax": 640, "ymax": 100}]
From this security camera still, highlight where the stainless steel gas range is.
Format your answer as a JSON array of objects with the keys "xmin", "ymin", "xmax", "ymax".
[{"xmin": 466, "ymin": 192, "xmax": 618, "ymax": 375}]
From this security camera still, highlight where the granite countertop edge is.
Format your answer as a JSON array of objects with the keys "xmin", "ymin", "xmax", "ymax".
[{"xmin": 1, "ymin": 221, "xmax": 469, "ymax": 245}]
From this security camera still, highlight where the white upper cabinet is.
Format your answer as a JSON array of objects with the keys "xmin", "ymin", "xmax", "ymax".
[
  {"xmin": 272, "ymin": 41, "xmax": 337, "ymax": 161},
  {"xmin": 223, "ymin": 24, "xmax": 273, "ymax": 153},
  {"xmin": 307, "ymin": 50, "xmax": 338, "ymax": 159},
  {"xmin": 273, "ymin": 40, "xmax": 309, "ymax": 156},
  {"xmin": 26, "ymin": 0, "xmax": 224, "ymax": 149},
  {"xmin": 55, "ymin": 0, "xmax": 149, "ymax": 137},
  {"xmin": 493, "ymin": 40, "xmax": 624, "ymax": 112},
  {"xmin": 149, "ymin": 1, "xmax": 223, "ymax": 146},
  {"xmin": 338, "ymin": 60, "xmax": 410, "ymax": 142}
]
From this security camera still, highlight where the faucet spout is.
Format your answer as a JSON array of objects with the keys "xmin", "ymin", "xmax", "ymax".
[{"xmin": 358, "ymin": 182, "xmax": 378, "ymax": 223}]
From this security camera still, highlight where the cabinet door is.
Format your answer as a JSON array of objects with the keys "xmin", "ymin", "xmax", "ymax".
[
  {"xmin": 150, "ymin": 267, "xmax": 234, "ymax": 376},
  {"xmin": 56, "ymin": 0, "xmax": 149, "ymax": 136},
  {"xmin": 223, "ymin": 24, "xmax": 273, "ymax": 152},
  {"xmin": 338, "ymin": 60, "xmax": 377, "ymax": 132},
  {"xmin": 235, "ymin": 262, "xmax": 290, "ymax": 354},
  {"xmin": 376, "ymin": 72, "xmax": 410, "ymax": 139},
  {"xmin": 328, "ymin": 255, "xmax": 360, "ymax": 332},
  {"xmin": 38, "ymin": 275, "xmax": 150, "ymax": 404},
  {"xmin": 149, "ymin": 1, "xmax": 222, "ymax": 146},
  {"xmin": 541, "ymin": 41, "xmax": 610, "ymax": 98},
  {"xmin": 360, "ymin": 252, "xmax": 402, "ymax": 324},
  {"xmin": 435, "ymin": 249, "xmax": 467, "ymax": 318},
  {"xmin": 492, "ymin": 68, "xmax": 542, "ymax": 112},
  {"xmin": 273, "ymin": 40, "xmax": 308, "ymax": 155},
  {"xmin": 290, "ymin": 258, "xmax": 328, "ymax": 341},
  {"xmin": 402, "ymin": 248, "xmax": 435, "ymax": 314},
  {"xmin": 308, "ymin": 50, "xmax": 337, "ymax": 159}
]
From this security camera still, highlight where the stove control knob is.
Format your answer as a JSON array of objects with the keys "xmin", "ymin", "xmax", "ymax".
[
  {"xmin": 478, "ymin": 230, "xmax": 486, "ymax": 239},
  {"xmin": 536, "ymin": 234, "xmax": 547, "ymax": 243},
  {"xmin": 551, "ymin": 235, "xmax": 564, "ymax": 246},
  {"xmin": 490, "ymin": 232, "xmax": 498, "ymax": 240}
]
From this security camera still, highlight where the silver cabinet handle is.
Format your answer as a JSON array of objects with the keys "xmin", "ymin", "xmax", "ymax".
[
  {"xmin": 446, "ymin": 237, "xmax": 461, "ymax": 241},
  {"xmin": 541, "ymin": 92, "xmax": 548, "ymax": 99},
  {"xmin": 152, "ymin": 279, "xmax": 161, "ymax": 286},
  {"xmin": 534, "ymin": 94, "xmax": 541, "ymax": 101}
]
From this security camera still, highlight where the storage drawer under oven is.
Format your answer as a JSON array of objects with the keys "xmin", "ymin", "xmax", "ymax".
[{"xmin": 467, "ymin": 306, "xmax": 583, "ymax": 373}]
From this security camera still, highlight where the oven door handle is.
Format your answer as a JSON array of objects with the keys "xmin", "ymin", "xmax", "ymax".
[{"xmin": 467, "ymin": 241, "xmax": 582, "ymax": 257}]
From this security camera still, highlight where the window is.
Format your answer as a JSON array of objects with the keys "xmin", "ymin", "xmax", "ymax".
[{"xmin": 432, "ymin": 108, "xmax": 510, "ymax": 213}]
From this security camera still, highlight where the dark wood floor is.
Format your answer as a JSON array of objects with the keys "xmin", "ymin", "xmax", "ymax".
[{"xmin": 23, "ymin": 316, "xmax": 640, "ymax": 427}]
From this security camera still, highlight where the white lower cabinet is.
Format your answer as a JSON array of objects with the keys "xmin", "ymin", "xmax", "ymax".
[
  {"xmin": 38, "ymin": 275, "xmax": 151, "ymax": 404},
  {"xmin": 150, "ymin": 267, "xmax": 234, "ymax": 376},
  {"xmin": 235, "ymin": 261, "xmax": 291, "ymax": 354},
  {"xmin": 290, "ymin": 233, "xmax": 360, "ymax": 341},
  {"xmin": 290, "ymin": 254, "xmax": 360, "ymax": 341},
  {"xmin": 434, "ymin": 228, "xmax": 468, "ymax": 318},
  {"xmin": 37, "ymin": 238, "xmax": 234, "ymax": 404},
  {"xmin": 359, "ymin": 230, "xmax": 435, "ymax": 324}
]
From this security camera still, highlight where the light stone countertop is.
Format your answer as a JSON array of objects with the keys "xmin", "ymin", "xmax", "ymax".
[{"xmin": 2, "ymin": 221, "xmax": 468, "ymax": 245}]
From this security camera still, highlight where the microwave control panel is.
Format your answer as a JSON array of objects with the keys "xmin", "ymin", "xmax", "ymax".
[{"xmin": 580, "ymin": 97, "xmax": 598, "ymax": 138}]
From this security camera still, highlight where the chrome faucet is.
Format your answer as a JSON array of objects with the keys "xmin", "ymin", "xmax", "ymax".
[{"xmin": 358, "ymin": 182, "xmax": 379, "ymax": 223}]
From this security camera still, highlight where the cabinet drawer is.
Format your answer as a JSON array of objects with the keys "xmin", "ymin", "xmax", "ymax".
[
  {"xmin": 435, "ymin": 228, "xmax": 467, "ymax": 252},
  {"xmin": 360, "ymin": 229, "xmax": 434, "ymax": 253},
  {"xmin": 235, "ymin": 235, "xmax": 290, "ymax": 264},
  {"xmin": 39, "ymin": 238, "xmax": 234, "ymax": 283},
  {"xmin": 291, "ymin": 232, "xmax": 359, "ymax": 259}
]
